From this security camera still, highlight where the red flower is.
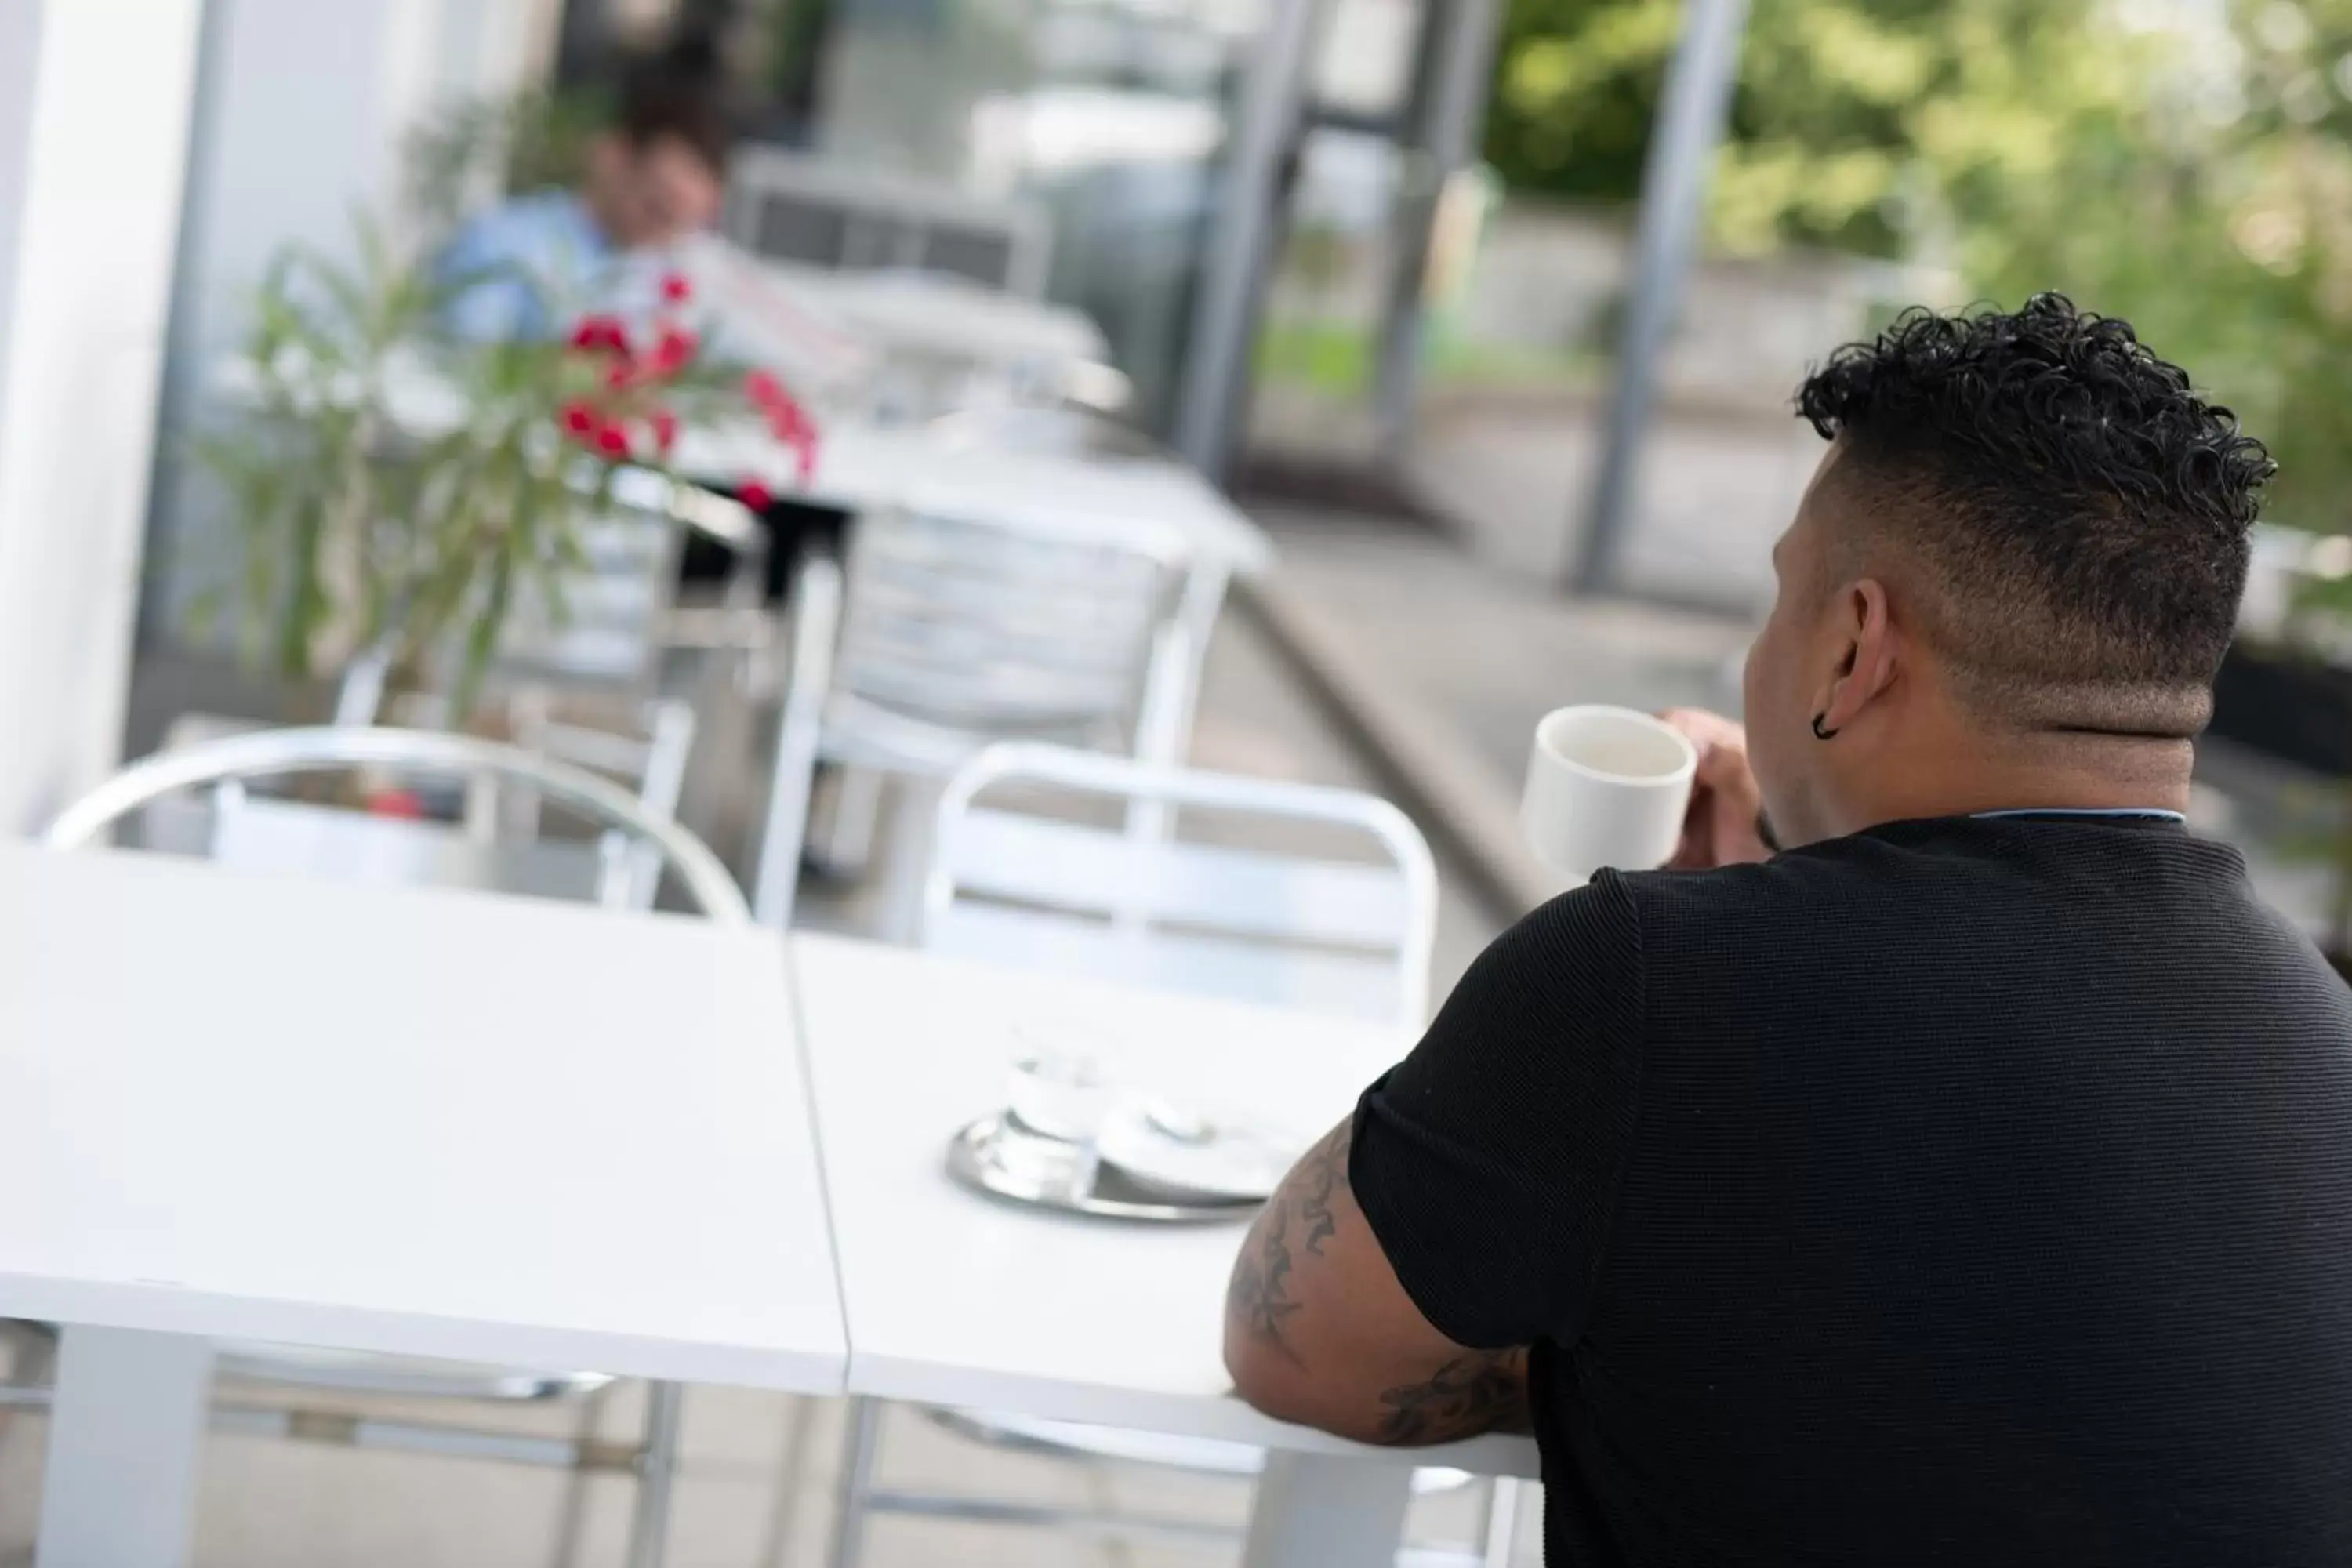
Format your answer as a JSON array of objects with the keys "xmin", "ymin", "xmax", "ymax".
[
  {"xmin": 793, "ymin": 439, "xmax": 818, "ymax": 484},
  {"xmin": 765, "ymin": 397, "xmax": 811, "ymax": 443},
  {"xmin": 738, "ymin": 479, "xmax": 775, "ymax": 512},
  {"xmin": 366, "ymin": 789, "xmax": 426, "ymax": 821},
  {"xmin": 559, "ymin": 399, "xmax": 599, "ymax": 437},
  {"xmin": 647, "ymin": 408, "xmax": 680, "ymax": 456},
  {"xmin": 567, "ymin": 314, "xmax": 630, "ymax": 356},
  {"xmin": 648, "ymin": 325, "xmax": 698, "ymax": 376},
  {"xmin": 659, "ymin": 271, "xmax": 692, "ymax": 305},
  {"xmin": 593, "ymin": 423, "xmax": 632, "ymax": 459},
  {"xmin": 604, "ymin": 360, "xmax": 637, "ymax": 392},
  {"xmin": 743, "ymin": 368, "xmax": 786, "ymax": 408}
]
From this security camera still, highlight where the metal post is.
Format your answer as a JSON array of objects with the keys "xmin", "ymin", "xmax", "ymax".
[
  {"xmin": 622, "ymin": 1381, "xmax": 687, "ymax": 1568},
  {"xmin": 1570, "ymin": 0, "xmax": 1751, "ymax": 595},
  {"xmin": 1371, "ymin": 0, "xmax": 1505, "ymax": 446},
  {"xmin": 826, "ymin": 1396, "xmax": 884, "ymax": 1568},
  {"xmin": 1172, "ymin": 0, "xmax": 1323, "ymax": 480}
]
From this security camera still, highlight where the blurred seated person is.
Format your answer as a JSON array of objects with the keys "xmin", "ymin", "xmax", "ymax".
[
  {"xmin": 1226, "ymin": 296, "xmax": 2352, "ymax": 1566},
  {"xmin": 433, "ymin": 54, "xmax": 729, "ymax": 343},
  {"xmin": 434, "ymin": 51, "xmax": 856, "ymax": 597}
]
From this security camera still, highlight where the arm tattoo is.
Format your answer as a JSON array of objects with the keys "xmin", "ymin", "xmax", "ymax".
[
  {"xmin": 1295, "ymin": 1123, "xmax": 1348, "ymax": 1257},
  {"xmin": 1375, "ymin": 1348, "xmax": 1531, "ymax": 1444},
  {"xmin": 1225, "ymin": 1200, "xmax": 1305, "ymax": 1365},
  {"xmin": 1225, "ymin": 1122, "xmax": 1352, "ymax": 1367},
  {"xmin": 1228, "ymin": 1120, "xmax": 1534, "ymax": 1444}
]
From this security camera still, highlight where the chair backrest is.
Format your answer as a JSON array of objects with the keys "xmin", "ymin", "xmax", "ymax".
[
  {"xmin": 922, "ymin": 743, "xmax": 1439, "ymax": 1027},
  {"xmin": 833, "ymin": 506, "xmax": 1190, "ymax": 750},
  {"xmin": 332, "ymin": 469, "xmax": 763, "ymax": 723},
  {"xmin": 726, "ymin": 149, "xmax": 1053, "ymax": 297},
  {"xmin": 47, "ymin": 728, "xmax": 750, "ymax": 924},
  {"xmin": 493, "ymin": 467, "xmax": 763, "ymax": 698}
]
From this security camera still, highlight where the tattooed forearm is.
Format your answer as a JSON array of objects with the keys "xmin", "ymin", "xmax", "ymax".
[
  {"xmin": 1225, "ymin": 1116, "xmax": 1535, "ymax": 1446},
  {"xmin": 1294, "ymin": 1122, "xmax": 1349, "ymax": 1257},
  {"xmin": 1374, "ymin": 1348, "xmax": 1531, "ymax": 1445},
  {"xmin": 1225, "ymin": 1199, "xmax": 1305, "ymax": 1364},
  {"xmin": 1225, "ymin": 1123, "xmax": 1352, "ymax": 1367}
]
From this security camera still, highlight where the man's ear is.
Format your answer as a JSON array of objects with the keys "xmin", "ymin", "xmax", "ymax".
[{"xmin": 1809, "ymin": 578, "xmax": 1899, "ymax": 734}]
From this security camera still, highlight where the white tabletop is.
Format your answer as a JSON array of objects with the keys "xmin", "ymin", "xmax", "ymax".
[
  {"xmin": 296, "ymin": 354, "xmax": 1274, "ymax": 577},
  {"xmin": 757, "ymin": 262, "xmax": 1110, "ymax": 368},
  {"xmin": 705, "ymin": 419, "xmax": 1276, "ymax": 575},
  {"xmin": 789, "ymin": 932, "xmax": 1541, "ymax": 1478},
  {"xmin": 0, "ymin": 842, "xmax": 844, "ymax": 1392}
]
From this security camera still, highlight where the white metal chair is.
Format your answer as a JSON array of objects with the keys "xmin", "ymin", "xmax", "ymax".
[
  {"xmin": 925, "ymin": 742, "xmax": 1437, "ymax": 1022},
  {"xmin": 333, "ymin": 465, "xmax": 768, "ymax": 720},
  {"xmin": 749, "ymin": 504, "xmax": 1224, "ymax": 933},
  {"xmin": 16, "ymin": 726, "xmax": 752, "ymax": 1568},
  {"xmin": 820, "ymin": 744, "xmax": 1519, "ymax": 1567},
  {"xmin": 726, "ymin": 148, "xmax": 1054, "ymax": 298},
  {"xmin": 151, "ymin": 691, "xmax": 699, "ymax": 915}
]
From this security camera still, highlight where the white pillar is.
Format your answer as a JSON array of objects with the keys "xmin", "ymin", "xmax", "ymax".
[
  {"xmin": 172, "ymin": 0, "xmax": 557, "ymax": 384},
  {"xmin": 0, "ymin": 0, "xmax": 205, "ymax": 835}
]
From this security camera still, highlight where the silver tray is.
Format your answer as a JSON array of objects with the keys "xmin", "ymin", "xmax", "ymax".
[{"xmin": 945, "ymin": 1116, "xmax": 1262, "ymax": 1225}]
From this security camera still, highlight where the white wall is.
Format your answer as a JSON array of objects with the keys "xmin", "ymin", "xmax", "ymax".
[
  {"xmin": 172, "ymin": 0, "xmax": 557, "ymax": 379},
  {"xmin": 148, "ymin": 0, "xmax": 562, "ymax": 642},
  {"xmin": 0, "ymin": 0, "xmax": 205, "ymax": 833}
]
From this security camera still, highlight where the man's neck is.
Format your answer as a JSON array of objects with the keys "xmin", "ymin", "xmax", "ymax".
[{"xmin": 1841, "ymin": 734, "xmax": 2195, "ymax": 830}]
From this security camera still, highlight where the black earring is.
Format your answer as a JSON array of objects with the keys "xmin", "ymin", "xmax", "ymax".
[{"xmin": 1811, "ymin": 714, "xmax": 1840, "ymax": 741}]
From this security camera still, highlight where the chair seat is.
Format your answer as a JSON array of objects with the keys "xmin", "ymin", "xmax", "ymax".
[
  {"xmin": 925, "ymin": 1408, "xmax": 1472, "ymax": 1493},
  {"xmin": 214, "ymin": 1341, "xmax": 612, "ymax": 1403}
]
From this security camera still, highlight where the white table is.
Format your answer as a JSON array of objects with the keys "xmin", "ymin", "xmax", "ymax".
[
  {"xmin": 750, "ymin": 261, "xmax": 1110, "ymax": 371},
  {"xmin": 788, "ymin": 933, "xmax": 1538, "ymax": 1567},
  {"xmin": 279, "ymin": 353, "xmax": 1276, "ymax": 579},
  {"xmin": 0, "ymin": 843, "xmax": 845, "ymax": 1568},
  {"xmin": 702, "ymin": 416, "xmax": 1277, "ymax": 575}
]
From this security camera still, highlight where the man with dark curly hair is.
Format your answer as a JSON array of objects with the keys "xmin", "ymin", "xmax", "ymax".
[{"xmin": 1225, "ymin": 296, "xmax": 2352, "ymax": 1566}]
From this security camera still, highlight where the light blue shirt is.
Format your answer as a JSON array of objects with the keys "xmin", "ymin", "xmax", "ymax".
[{"xmin": 430, "ymin": 190, "xmax": 613, "ymax": 342}]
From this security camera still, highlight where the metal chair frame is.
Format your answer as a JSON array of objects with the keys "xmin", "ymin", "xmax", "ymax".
[
  {"xmin": 725, "ymin": 148, "xmax": 1055, "ymax": 298},
  {"xmin": 17, "ymin": 726, "xmax": 752, "ymax": 1568},
  {"xmin": 924, "ymin": 742, "xmax": 1439, "ymax": 1022},
  {"xmin": 749, "ymin": 505, "xmax": 1224, "ymax": 934},
  {"xmin": 334, "ymin": 464, "xmax": 769, "ymax": 717}
]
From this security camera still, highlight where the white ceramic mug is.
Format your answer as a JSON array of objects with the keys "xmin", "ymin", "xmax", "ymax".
[{"xmin": 1521, "ymin": 705, "xmax": 1698, "ymax": 884}]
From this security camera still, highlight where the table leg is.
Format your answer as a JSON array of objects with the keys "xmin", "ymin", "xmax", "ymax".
[
  {"xmin": 34, "ymin": 1326, "xmax": 214, "ymax": 1568},
  {"xmin": 1240, "ymin": 1450, "xmax": 1414, "ymax": 1568}
]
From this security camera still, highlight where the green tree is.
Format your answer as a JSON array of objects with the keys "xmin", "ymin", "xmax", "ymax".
[
  {"xmin": 1486, "ymin": 0, "xmax": 2125, "ymax": 256},
  {"xmin": 1486, "ymin": 0, "xmax": 2352, "ymax": 528},
  {"xmin": 1962, "ymin": 0, "xmax": 2352, "ymax": 532}
]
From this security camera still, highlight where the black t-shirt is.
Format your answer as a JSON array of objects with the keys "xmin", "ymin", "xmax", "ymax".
[{"xmin": 1352, "ymin": 815, "xmax": 2352, "ymax": 1567}]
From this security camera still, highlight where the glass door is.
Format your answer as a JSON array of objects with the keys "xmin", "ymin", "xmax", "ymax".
[{"xmin": 753, "ymin": 0, "xmax": 1322, "ymax": 444}]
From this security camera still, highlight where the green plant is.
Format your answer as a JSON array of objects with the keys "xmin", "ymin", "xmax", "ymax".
[{"xmin": 190, "ymin": 224, "xmax": 796, "ymax": 725}]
